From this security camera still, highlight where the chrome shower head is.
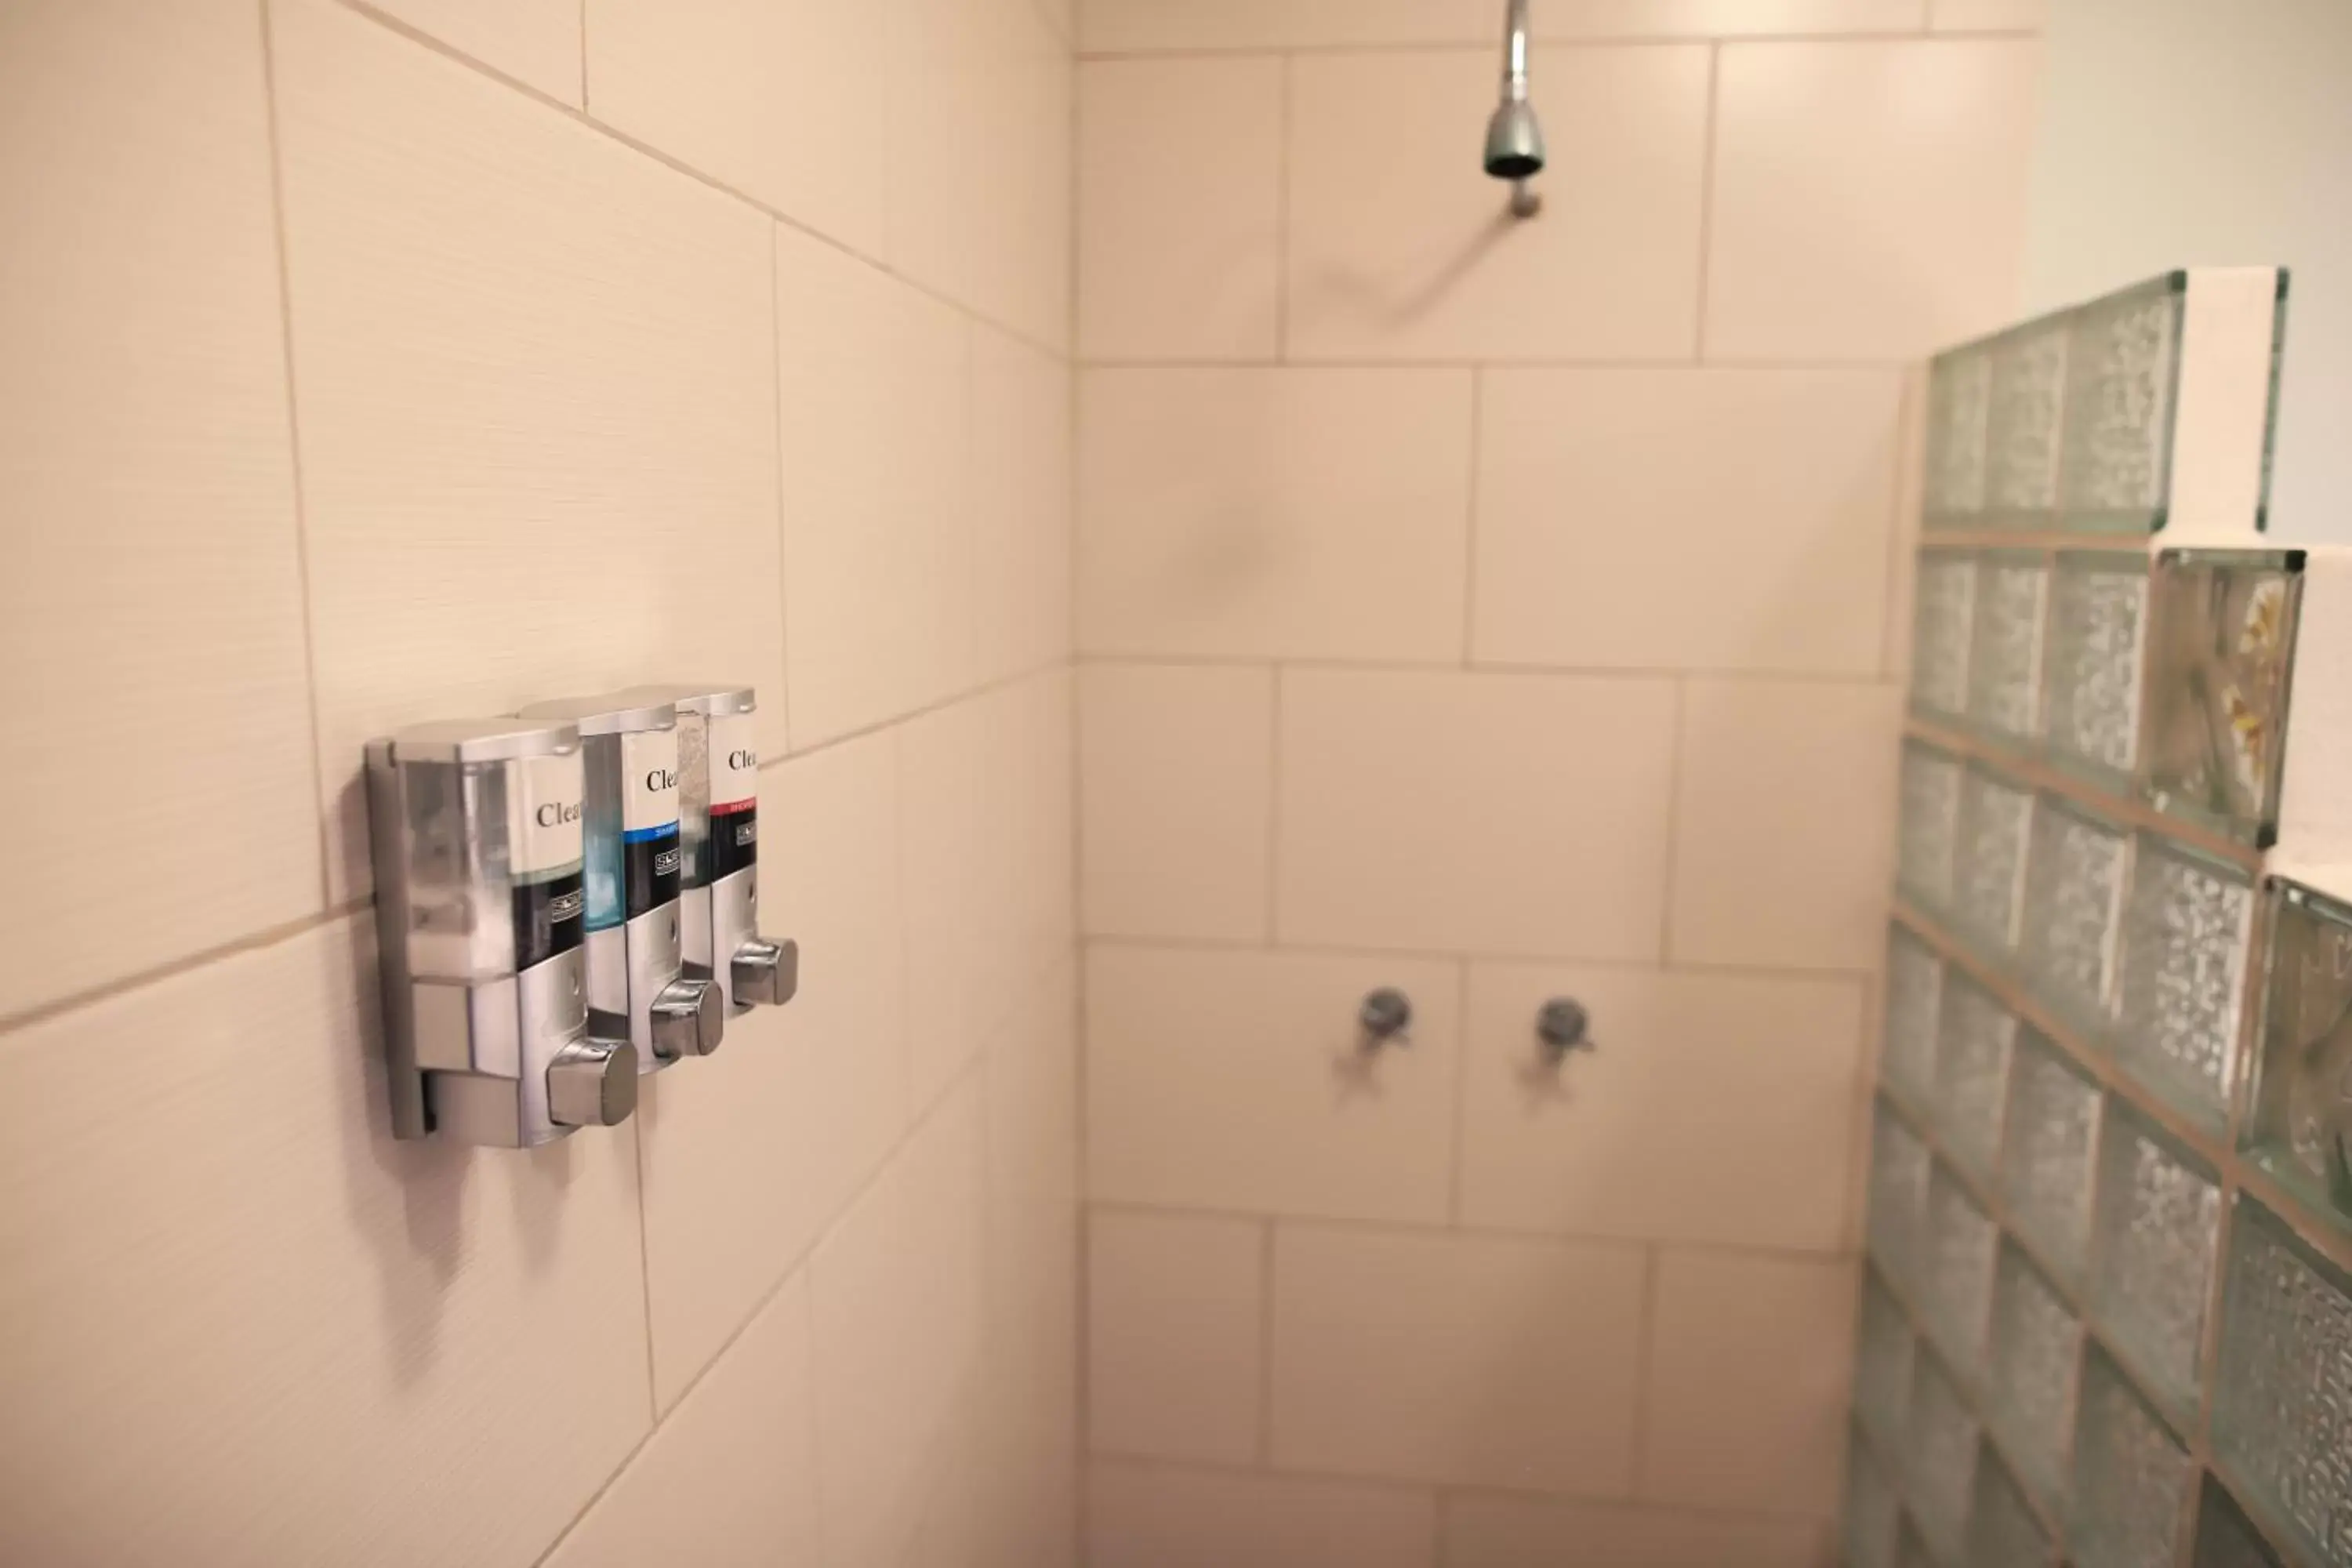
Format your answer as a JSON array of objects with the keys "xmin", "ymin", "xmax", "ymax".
[{"xmin": 1483, "ymin": 0, "xmax": 1543, "ymax": 183}]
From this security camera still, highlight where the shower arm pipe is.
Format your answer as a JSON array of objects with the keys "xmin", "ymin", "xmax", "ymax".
[{"xmin": 1501, "ymin": 0, "xmax": 1530, "ymax": 102}]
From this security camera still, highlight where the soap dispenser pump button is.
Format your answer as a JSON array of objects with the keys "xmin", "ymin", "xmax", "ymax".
[
  {"xmin": 732, "ymin": 938, "xmax": 798, "ymax": 1007},
  {"xmin": 549, "ymin": 1039, "xmax": 637, "ymax": 1127},
  {"xmin": 650, "ymin": 976, "xmax": 724, "ymax": 1059}
]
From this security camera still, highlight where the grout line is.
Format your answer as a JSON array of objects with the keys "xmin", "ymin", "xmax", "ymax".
[
  {"xmin": 1273, "ymin": 53, "xmax": 1294, "ymax": 361},
  {"xmin": 1655, "ymin": 676, "xmax": 1690, "ymax": 963},
  {"xmin": 254, "ymin": 0, "xmax": 337, "ymax": 916},
  {"xmin": 1880, "ymin": 371, "xmax": 1920, "ymax": 681},
  {"xmin": 1079, "ymin": 354, "xmax": 1929, "ymax": 372},
  {"xmin": 576, "ymin": 0, "xmax": 587, "ymax": 108},
  {"xmin": 1257, "ymin": 1218, "xmax": 1278, "ymax": 1462},
  {"xmin": 0, "ymin": 901, "xmax": 372, "ymax": 1038},
  {"xmin": 1072, "ymin": 29, "xmax": 2041, "ymax": 62},
  {"xmin": 768, "ymin": 223, "xmax": 796, "ymax": 752},
  {"xmin": 756, "ymin": 655, "xmax": 1073, "ymax": 773},
  {"xmin": 1460, "ymin": 369, "xmax": 1483, "ymax": 665},
  {"xmin": 1080, "ymin": 928, "xmax": 1878, "ymax": 985},
  {"xmin": 331, "ymin": 0, "xmax": 1067, "ymax": 365},
  {"xmin": 1447, "ymin": 956, "xmax": 1472, "ymax": 1225},
  {"xmin": 1628, "ymin": 1243, "xmax": 1662, "ymax": 1497},
  {"xmin": 1264, "ymin": 666, "xmax": 1285, "ymax": 942},
  {"xmin": 1076, "ymin": 650, "xmax": 1902, "ymax": 687},
  {"xmin": 630, "ymin": 1116, "xmax": 661, "ymax": 1425},
  {"xmin": 1691, "ymin": 43, "xmax": 1720, "ymax": 362}
]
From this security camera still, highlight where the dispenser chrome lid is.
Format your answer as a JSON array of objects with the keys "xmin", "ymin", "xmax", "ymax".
[
  {"xmin": 517, "ymin": 694, "xmax": 677, "ymax": 735},
  {"xmin": 616, "ymin": 682, "xmax": 757, "ymax": 719},
  {"xmin": 382, "ymin": 717, "xmax": 581, "ymax": 764}
]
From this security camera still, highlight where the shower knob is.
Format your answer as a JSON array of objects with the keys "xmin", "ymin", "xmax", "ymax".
[
  {"xmin": 649, "ymin": 975, "xmax": 724, "ymax": 1060},
  {"xmin": 1359, "ymin": 987, "xmax": 1413, "ymax": 1045},
  {"xmin": 731, "ymin": 937, "xmax": 798, "ymax": 1007},
  {"xmin": 548, "ymin": 1038, "xmax": 639, "ymax": 1127},
  {"xmin": 1536, "ymin": 997, "xmax": 1594, "ymax": 1059}
]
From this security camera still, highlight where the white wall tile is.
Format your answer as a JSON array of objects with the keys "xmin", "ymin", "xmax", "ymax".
[
  {"xmin": 1286, "ymin": 47, "xmax": 1708, "ymax": 361},
  {"xmin": 1080, "ymin": 0, "xmax": 1927, "ymax": 53},
  {"xmin": 1270, "ymin": 1225, "xmax": 1646, "ymax": 1490},
  {"xmin": 1445, "ymin": 1494, "xmax": 1829, "ymax": 1567},
  {"xmin": 1473, "ymin": 368, "xmax": 1903, "ymax": 676},
  {"xmin": 776, "ymin": 224, "xmax": 973, "ymax": 746},
  {"xmin": 1706, "ymin": 39, "xmax": 2040, "ymax": 360},
  {"xmin": 1639, "ymin": 1251, "xmax": 1858, "ymax": 1515},
  {"xmin": 583, "ymin": 0, "xmax": 888, "ymax": 252},
  {"xmin": 1079, "ymin": 57, "xmax": 1283, "ymax": 361},
  {"xmin": 1668, "ymin": 678, "xmax": 1901, "ymax": 970},
  {"xmin": 1077, "ymin": 368, "xmax": 1473, "ymax": 661},
  {"xmin": 1086, "ymin": 946, "xmax": 1461, "ymax": 1224},
  {"xmin": 372, "ymin": 0, "xmax": 583, "ymax": 104},
  {"xmin": 1080, "ymin": 663, "xmax": 1274, "ymax": 941},
  {"xmin": 272, "ymin": 0, "xmax": 784, "ymax": 898},
  {"xmin": 811, "ymin": 1078, "xmax": 988, "ymax": 1568},
  {"xmin": 971, "ymin": 325, "xmax": 1073, "ymax": 684},
  {"xmin": 1087, "ymin": 1461, "xmax": 1437, "ymax": 1568},
  {"xmin": 637, "ymin": 731, "xmax": 909, "ymax": 1409},
  {"xmin": 0, "ymin": 0, "xmax": 319, "ymax": 1017},
  {"xmin": 1088, "ymin": 1210, "xmax": 1266, "ymax": 1462},
  {"xmin": 1459, "ymin": 964, "xmax": 1867, "ymax": 1250},
  {"xmin": 1277, "ymin": 670, "xmax": 1679, "ymax": 960},
  {"xmin": 547, "ymin": 1271, "xmax": 819, "ymax": 1568},
  {"xmin": 0, "ymin": 919, "xmax": 648, "ymax": 1565}
]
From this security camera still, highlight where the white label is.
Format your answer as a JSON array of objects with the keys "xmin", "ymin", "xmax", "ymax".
[
  {"xmin": 711, "ymin": 712, "xmax": 758, "ymax": 809},
  {"xmin": 623, "ymin": 728, "xmax": 681, "ymax": 833},
  {"xmin": 510, "ymin": 752, "xmax": 583, "ymax": 876}
]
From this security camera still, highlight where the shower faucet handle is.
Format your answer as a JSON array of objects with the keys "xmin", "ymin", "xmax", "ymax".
[
  {"xmin": 1359, "ymin": 987, "xmax": 1413, "ymax": 1046},
  {"xmin": 548, "ymin": 1037, "xmax": 638, "ymax": 1128},
  {"xmin": 731, "ymin": 937, "xmax": 798, "ymax": 1007},
  {"xmin": 1536, "ymin": 997, "xmax": 1595, "ymax": 1060}
]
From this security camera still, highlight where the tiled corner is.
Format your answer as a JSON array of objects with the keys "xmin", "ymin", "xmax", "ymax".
[
  {"xmin": 1277, "ymin": 670, "xmax": 1679, "ymax": 960},
  {"xmin": 1269, "ymin": 1225, "xmax": 1646, "ymax": 1491},
  {"xmin": 1078, "ymin": 56, "xmax": 1283, "ymax": 361},
  {"xmin": 1668, "ymin": 677, "xmax": 1903, "ymax": 971},
  {"xmin": 1286, "ymin": 46, "xmax": 1707, "ymax": 361},
  {"xmin": 1076, "ymin": 368, "xmax": 1473, "ymax": 662},
  {"xmin": 1080, "ymin": 663, "xmax": 1276, "ymax": 942},
  {"xmin": 971, "ymin": 326, "xmax": 1074, "ymax": 684},
  {"xmin": 372, "ymin": 0, "xmax": 583, "ymax": 104},
  {"xmin": 1705, "ymin": 39, "xmax": 2040, "ymax": 361},
  {"xmin": 1079, "ymin": 0, "xmax": 1933, "ymax": 51},
  {"xmin": 1473, "ymin": 368, "xmax": 1903, "ymax": 676},
  {"xmin": 1443, "ymin": 1493, "xmax": 1830, "ymax": 1567},
  {"xmin": 1087, "ymin": 1460, "xmax": 1438, "ymax": 1568},
  {"xmin": 1088, "ymin": 1210, "xmax": 1267, "ymax": 1462},
  {"xmin": 1085, "ymin": 946, "xmax": 1461, "ymax": 1223}
]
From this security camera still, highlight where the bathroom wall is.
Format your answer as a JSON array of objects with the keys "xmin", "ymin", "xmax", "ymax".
[
  {"xmin": 1071, "ymin": 1, "xmax": 2043, "ymax": 1562},
  {"xmin": 0, "ymin": 2, "xmax": 1074, "ymax": 1566},
  {"xmin": 2019, "ymin": 0, "xmax": 2352, "ymax": 545}
]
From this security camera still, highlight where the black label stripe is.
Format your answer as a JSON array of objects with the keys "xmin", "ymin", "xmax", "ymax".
[
  {"xmin": 624, "ymin": 828, "xmax": 683, "ymax": 919},
  {"xmin": 514, "ymin": 868, "xmax": 585, "ymax": 971},
  {"xmin": 711, "ymin": 804, "xmax": 757, "ymax": 880}
]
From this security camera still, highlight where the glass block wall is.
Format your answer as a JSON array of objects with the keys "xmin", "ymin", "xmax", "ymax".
[{"xmin": 1851, "ymin": 269, "xmax": 2352, "ymax": 1568}]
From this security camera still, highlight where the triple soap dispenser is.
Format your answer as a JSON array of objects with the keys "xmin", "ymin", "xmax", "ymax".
[{"xmin": 367, "ymin": 684, "xmax": 795, "ymax": 1148}]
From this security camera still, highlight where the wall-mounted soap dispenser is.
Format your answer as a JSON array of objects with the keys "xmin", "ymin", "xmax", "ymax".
[
  {"xmin": 516, "ymin": 695, "xmax": 722, "ymax": 1071},
  {"xmin": 619, "ymin": 684, "xmax": 797, "ymax": 1014},
  {"xmin": 366, "ymin": 719, "xmax": 637, "ymax": 1146}
]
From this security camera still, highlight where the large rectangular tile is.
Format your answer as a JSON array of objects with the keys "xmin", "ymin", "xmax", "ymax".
[
  {"xmin": 583, "ymin": 0, "xmax": 887, "ymax": 252},
  {"xmin": 776, "ymin": 223, "xmax": 973, "ymax": 745},
  {"xmin": 1459, "ymin": 964, "xmax": 1866, "ymax": 1250},
  {"xmin": 1640, "ymin": 1250, "xmax": 1858, "ymax": 1514},
  {"xmin": 1668, "ymin": 678, "xmax": 1901, "ymax": 970},
  {"xmin": 1080, "ymin": 56, "xmax": 1283, "ymax": 361},
  {"xmin": 1081, "ymin": 0, "xmax": 1926, "ymax": 53},
  {"xmin": 1087, "ymin": 1461, "xmax": 1437, "ymax": 1568},
  {"xmin": 811, "ymin": 1079, "xmax": 988, "ymax": 1568},
  {"xmin": 0, "ymin": 919, "xmax": 648, "ymax": 1566},
  {"xmin": 637, "ymin": 732, "xmax": 909, "ymax": 1409},
  {"xmin": 1277, "ymin": 670, "xmax": 1678, "ymax": 959},
  {"xmin": 1287, "ymin": 47, "xmax": 1707, "ymax": 361},
  {"xmin": 1088, "ymin": 1210, "xmax": 1266, "ymax": 1462},
  {"xmin": 1076, "ymin": 368, "xmax": 1472, "ymax": 660},
  {"xmin": 272, "ymin": 0, "xmax": 784, "ymax": 897},
  {"xmin": 1445, "ymin": 1494, "xmax": 1829, "ymax": 1567},
  {"xmin": 0, "ymin": 0, "xmax": 319, "ymax": 1016},
  {"xmin": 1085, "ymin": 946, "xmax": 1460, "ymax": 1223},
  {"xmin": 374, "ymin": 0, "xmax": 583, "ymax": 103},
  {"xmin": 971, "ymin": 325, "xmax": 1073, "ymax": 684},
  {"xmin": 546, "ymin": 1271, "xmax": 818, "ymax": 1568},
  {"xmin": 1080, "ymin": 663, "xmax": 1275, "ymax": 942},
  {"xmin": 1271, "ymin": 1225, "xmax": 1646, "ymax": 1490},
  {"xmin": 1706, "ymin": 39, "xmax": 2040, "ymax": 361},
  {"xmin": 1473, "ymin": 368, "xmax": 1903, "ymax": 675}
]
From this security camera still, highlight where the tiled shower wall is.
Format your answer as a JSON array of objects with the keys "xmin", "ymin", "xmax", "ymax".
[
  {"xmin": 0, "ymin": 2, "xmax": 1074, "ymax": 1566},
  {"xmin": 1072, "ymin": 1, "xmax": 2044, "ymax": 1562}
]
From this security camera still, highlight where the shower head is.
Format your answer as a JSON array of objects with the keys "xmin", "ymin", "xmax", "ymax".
[{"xmin": 1483, "ymin": 0, "xmax": 1544, "ymax": 183}]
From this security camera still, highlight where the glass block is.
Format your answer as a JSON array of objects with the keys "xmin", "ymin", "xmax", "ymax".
[
  {"xmin": 1985, "ymin": 324, "xmax": 2069, "ymax": 520},
  {"xmin": 2069, "ymin": 1343, "xmax": 2193, "ymax": 1568},
  {"xmin": 1969, "ymin": 1451, "xmax": 2053, "ymax": 1568},
  {"xmin": 2214, "ymin": 1197, "xmax": 2352, "ymax": 1566},
  {"xmin": 2043, "ymin": 553, "xmax": 2149, "ymax": 782},
  {"xmin": 2245, "ymin": 881, "xmax": 2352, "ymax": 1227},
  {"xmin": 1965, "ymin": 554, "xmax": 2049, "ymax": 745},
  {"xmin": 1912, "ymin": 554, "xmax": 1979, "ymax": 720},
  {"xmin": 1899, "ymin": 742, "xmax": 1965, "ymax": 913},
  {"xmin": 1857, "ymin": 1270, "xmax": 1917, "ymax": 1454},
  {"xmin": 2114, "ymin": 836, "xmax": 2254, "ymax": 1132},
  {"xmin": 1885, "ymin": 928, "xmax": 1944, "ymax": 1112},
  {"xmin": 2089, "ymin": 1102, "xmax": 2223, "ymax": 1417},
  {"xmin": 1933, "ymin": 972, "xmax": 2014, "ymax": 1185},
  {"xmin": 1984, "ymin": 1242, "xmax": 2079, "ymax": 1507},
  {"xmin": 2058, "ymin": 276, "xmax": 2185, "ymax": 534},
  {"xmin": 2194, "ymin": 1476, "xmax": 2287, "ymax": 1568},
  {"xmin": 1925, "ymin": 349, "xmax": 1992, "ymax": 524},
  {"xmin": 2143, "ymin": 550, "xmax": 2303, "ymax": 845},
  {"xmin": 2001, "ymin": 1029, "xmax": 2101, "ymax": 1287},
  {"xmin": 1951, "ymin": 769, "xmax": 2033, "ymax": 958},
  {"xmin": 2019, "ymin": 798, "xmax": 2128, "ymax": 1029},
  {"xmin": 1920, "ymin": 1161, "xmax": 1998, "ymax": 1377},
  {"xmin": 1908, "ymin": 1348, "xmax": 1980, "ymax": 1559},
  {"xmin": 1847, "ymin": 1429, "xmax": 1903, "ymax": 1568},
  {"xmin": 1871, "ymin": 1101, "xmax": 1933, "ymax": 1294}
]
